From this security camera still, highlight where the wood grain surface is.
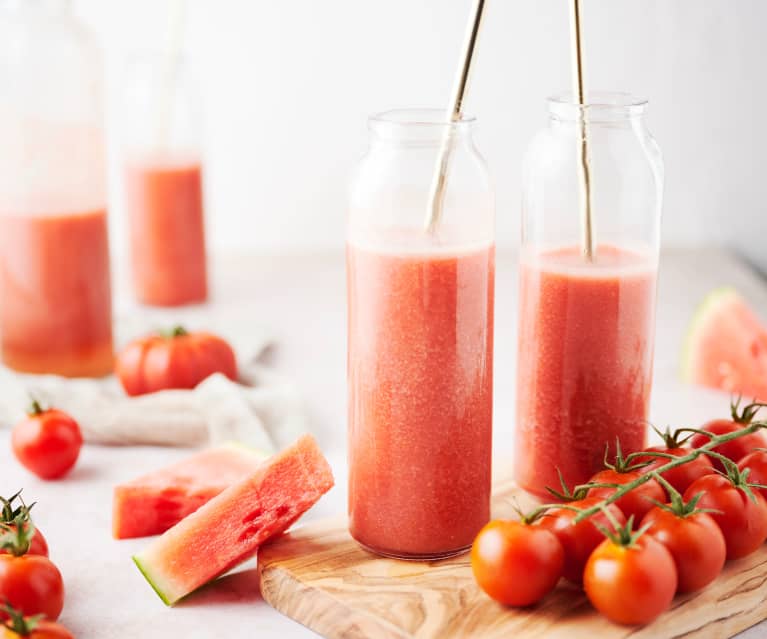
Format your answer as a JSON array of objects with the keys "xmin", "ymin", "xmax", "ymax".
[{"xmin": 258, "ymin": 477, "xmax": 767, "ymax": 639}]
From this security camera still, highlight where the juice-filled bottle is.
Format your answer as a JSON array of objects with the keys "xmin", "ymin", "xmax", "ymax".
[
  {"xmin": 0, "ymin": 0, "xmax": 113, "ymax": 377},
  {"xmin": 347, "ymin": 110, "xmax": 495, "ymax": 560},
  {"xmin": 121, "ymin": 55, "xmax": 208, "ymax": 307},
  {"xmin": 516, "ymin": 93, "xmax": 664, "ymax": 497}
]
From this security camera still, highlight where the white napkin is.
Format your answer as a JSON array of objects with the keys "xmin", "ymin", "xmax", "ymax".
[{"xmin": 0, "ymin": 312, "xmax": 308, "ymax": 453}]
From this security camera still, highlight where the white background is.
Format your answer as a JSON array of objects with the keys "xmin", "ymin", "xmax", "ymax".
[{"xmin": 76, "ymin": 0, "xmax": 767, "ymax": 271}]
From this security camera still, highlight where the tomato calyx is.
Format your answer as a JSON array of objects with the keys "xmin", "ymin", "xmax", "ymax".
[
  {"xmin": 0, "ymin": 492, "xmax": 36, "ymax": 526},
  {"xmin": 647, "ymin": 471, "xmax": 721, "ymax": 518},
  {"xmin": 704, "ymin": 451, "xmax": 765, "ymax": 503},
  {"xmin": 728, "ymin": 396, "xmax": 767, "ymax": 425},
  {"xmin": 602, "ymin": 439, "xmax": 651, "ymax": 474},
  {"xmin": 545, "ymin": 468, "xmax": 591, "ymax": 502},
  {"xmin": 652, "ymin": 425, "xmax": 694, "ymax": 449},
  {"xmin": 25, "ymin": 398, "xmax": 47, "ymax": 418},
  {"xmin": 1, "ymin": 603, "xmax": 44, "ymax": 636},
  {"xmin": 595, "ymin": 509, "xmax": 649, "ymax": 549},
  {"xmin": 160, "ymin": 326, "xmax": 189, "ymax": 339},
  {"xmin": 0, "ymin": 506, "xmax": 36, "ymax": 557}
]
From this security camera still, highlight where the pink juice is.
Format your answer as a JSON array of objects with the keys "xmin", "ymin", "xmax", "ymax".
[
  {"xmin": 348, "ymin": 240, "xmax": 494, "ymax": 559},
  {"xmin": 515, "ymin": 245, "xmax": 657, "ymax": 496}
]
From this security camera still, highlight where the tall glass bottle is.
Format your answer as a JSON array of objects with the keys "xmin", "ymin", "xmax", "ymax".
[
  {"xmin": 348, "ymin": 109, "xmax": 495, "ymax": 559},
  {"xmin": 0, "ymin": 0, "xmax": 113, "ymax": 377},
  {"xmin": 516, "ymin": 93, "xmax": 663, "ymax": 496},
  {"xmin": 121, "ymin": 54, "xmax": 208, "ymax": 307}
]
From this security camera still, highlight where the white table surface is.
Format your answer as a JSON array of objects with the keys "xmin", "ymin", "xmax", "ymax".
[{"xmin": 2, "ymin": 247, "xmax": 767, "ymax": 639}]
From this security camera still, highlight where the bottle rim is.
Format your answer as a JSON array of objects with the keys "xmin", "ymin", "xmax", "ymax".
[
  {"xmin": 548, "ymin": 91, "xmax": 648, "ymax": 121},
  {"xmin": 368, "ymin": 108, "xmax": 476, "ymax": 140}
]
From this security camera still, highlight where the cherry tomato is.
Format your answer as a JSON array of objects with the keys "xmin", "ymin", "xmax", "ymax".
[
  {"xmin": 0, "ymin": 526, "xmax": 47, "ymax": 559},
  {"xmin": 641, "ymin": 506, "xmax": 726, "ymax": 592},
  {"xmin": 690, "ymin": 420, "xmax": 767, "ymax": 472},
  {"xmin": 584, "ymin": 534, "xmax": 677, "ymax": 625},
  {"xmin": 0, "ymin": 555, "xmax": 64, "ymax": 621},
  {"xmin": 684, "ymin": 474, "xmax": 767, "ymax": 559},
  {"xmin": 11, "ymin": 404, "xmax": 82, "ymax": 480},
  {"xmin": 0, "ymin": 603, "xmax": 73, "ymax": 639},
  {"xmin": 738, "ymin": 450, "xmax": 767, "ymax": 500},
  {"xmin": 587, "ymin": 469, "xmax": 665, "ymax": 524},
  {"xmin": 471, "ymin": 519, "xmax": 563, "ymax": 606},
  {"xmin": 635, "ymin": 446, "xmax": 714, "ymax": 495},
  {"xmin": 116, "ymin": 326, "xmax": 238, "ymax": 396},
  {"xmin": 1, "ymin": 623, "xmax": 74, "ymax": 639},
  {"xmin": 537, "ymin": 497, "xmax": 626, "ymax": 584}
]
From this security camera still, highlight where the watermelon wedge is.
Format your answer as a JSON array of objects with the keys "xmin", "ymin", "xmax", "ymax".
[
  {"xmin": 682, "ymin": 288, "xmax": 767, "ymax": 400},
  {"xmin": 113, "ymin": 444, "xmax": 267, "ymax": 539},
  {"xmin": 133, "ymin": 434, "xmax": 334, "ymax": 605}
]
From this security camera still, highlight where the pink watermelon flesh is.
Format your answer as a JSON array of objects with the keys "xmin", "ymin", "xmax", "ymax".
[
  {"xmin": 113, "ymin": 444, "xmax": 266, "ymax": 539},
  {"xmin": 134, "ymin": 434, "xmax": 334, "ymax": 605},
  {"xmin": 683, "ymin": 288, "xmax": 767, "ymax": 400}
]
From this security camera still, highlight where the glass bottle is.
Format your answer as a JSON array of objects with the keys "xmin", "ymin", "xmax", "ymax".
[
  {"xmin": 121, "ymin": 54, "xmax": 208, "ymax": 307},
  {"xmin": 347, "ymin": 109, "xmax": 495, "ymax": 559},
  {"xmin": 516, "ymin": 92, "xmax": 663, "ymax": 496},
  {"xmin": 0, "ymin": 0, "xmax": 113, "ymax": 377}
]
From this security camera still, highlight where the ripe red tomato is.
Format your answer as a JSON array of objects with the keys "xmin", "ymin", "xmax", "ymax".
[
  {"xmin": 739, "ymin": 450, "xmax": 767, "ymax": 500},
  {"xmin": 584, "ymin": 534, "xmax": 677, "ymax": 625},
  {"xmin": 0, "ymin": 555, "xmax": 64, "ymax": 621},
  {"xmin": 11, "ymin": 404, "xmax": 82, "ymax": 480},
  {"xmin": 684, "ymin": 474, "xmax": 767, "ymax": 559},
  {"xmin": 0, "ymin": 496, "xmax": 48, "ymax": 558},
  {"xmin": 635, "ymin": 445, "xmax": 714, "ymax": 495},
  {"xmin": 587, "ymin": 469, "xmax": 665, "ymax": 524},
  {"xmin": 1, "ymin": 603, "xmax": 73, "ymax": 639},
  {"xmin": 116, "ymin": 327, "xmax": 238, "ymax": 396},
  {"xmin": 641, "ymin": 506, "xmax": 726, "ymax": 593},
  {"xmin": 1, "ymin": 623, "xmax": 74, "ymax": 639},
  {"xmin": 690, "ymin": 421, "xmax": 767, "ymax": 472},
  {"xmin": 471, "ymin": 519, "xmax": 563, "ymax": 606},
  {"xmin": 537, "ymin": 497, "xmax": 626, "ymax": 584}
]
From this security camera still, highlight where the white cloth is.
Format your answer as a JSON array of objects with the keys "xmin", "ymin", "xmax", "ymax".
[{"xmin": 0, "ymin": 310, "xmax": 308, "ymax": 453}]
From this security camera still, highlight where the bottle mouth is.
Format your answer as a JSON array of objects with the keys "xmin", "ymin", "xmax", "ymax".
[
  {"xmin": 369, "ymin": 109, "xmax": 476, "ymax": 141},
  {"xmin": 548, "ymin": 91, "xmax": 647, "ymax": 122}
]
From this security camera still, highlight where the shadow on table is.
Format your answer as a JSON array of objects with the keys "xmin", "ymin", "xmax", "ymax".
[{"xmin": 176, "ymin": 566, "xmax": 262, "ymax": 608}]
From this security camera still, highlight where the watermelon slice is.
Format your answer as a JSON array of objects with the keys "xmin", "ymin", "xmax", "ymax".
[
  {"xmin": 682, "ymin": 288, "xmax": 767, "ymax": 400},
  {"xmin": 133, "ymin": 434, "xmax": 334, "ymax": 605},
  {"xmin": 113, "ymin": 444, "xmax": 267, "ymax": 539}
]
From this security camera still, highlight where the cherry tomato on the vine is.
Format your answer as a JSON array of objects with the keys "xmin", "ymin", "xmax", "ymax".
[
  {"xmin": 684, "ymin": 473, "xmax": 767, "ymax": 559},
  {"xmin": 587, "ymin": 469, "xmax": 665, "ymax": 524},
  {"xmin": 738, "ymin": 450, "xmax": 767, "ymax": 500},
  {"xmin": 11, "ymin": 402, "xmax": 82, "ymax": 480},
  {"xmin": 641, "ymin": 506, "xmax": 726, "ymax": 593},
  {"xmin": 635, "ymin": 445, "xmax": 714, "ymax": 496},
  {"xmin": 584, "ymin": 533, "xmax": 677, "ymax": 625},
  {"xmin": 0, "ymin": 554, "xmax": 64, "ymax": 621},
  {"xmin": 689, "ymin": 400, "xmax": 767, "ymax": 472},
  {"xmin": 471, "ymin": 519, "xmax": 563, "ymax": 606},
  {"xmin": 537, "ymin": 497, "xmax": 626, "ymax": 584}
]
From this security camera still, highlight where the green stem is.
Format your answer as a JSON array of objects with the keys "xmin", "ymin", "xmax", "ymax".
[{"xmin": 574, "ymin": 420, "xmax": 767, "ymax": 523}]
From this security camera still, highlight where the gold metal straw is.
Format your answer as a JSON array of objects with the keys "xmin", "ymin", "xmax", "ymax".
[
  {"xmin": 424, "ymin": 0, "xmax": 487, "ymax": 234},
  {"xmin": 569, "ymin": 0, "xmax": 595, "ymax": 260}
]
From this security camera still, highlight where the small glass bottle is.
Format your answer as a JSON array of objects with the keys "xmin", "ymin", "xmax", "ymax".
[
  {"xmin": 347, "ymin": 109, "xmax": 495, "ymax": 560},
  {"xmin": 121, "ymin": 54, "xmax": 208, "ymax": 307},
  {"xmin": 516, "ymin": 93, "xmax": 663, "ymax": 496},
  {"xmin": 0, "ymin": 0, "xmax": 113, "ymax": 377}
]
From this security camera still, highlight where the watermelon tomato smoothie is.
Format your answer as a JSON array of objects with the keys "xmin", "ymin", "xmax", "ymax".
[
  {"xmin": 0, "ymin": 208, "xmax": 113, "ymax": 377},
  {"xmin": 515, "ymin": 245, "xmax": 657, "ymax": 496},
  {"xmin": 124, "ymin": 155, "xmax": 207, "ymax": 306},
  {"xmin": 347, "ymin": 239, "xmax": 494, "ymax": 559}
]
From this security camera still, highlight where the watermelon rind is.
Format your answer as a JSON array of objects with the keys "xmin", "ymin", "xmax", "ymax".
[
  {"xmin": 133, "ymin": 555, "xmax": 175, "ymax": 607},
  {"xmin": 680, "ymin": 287, "xmax": 738, "ymax": 382}
]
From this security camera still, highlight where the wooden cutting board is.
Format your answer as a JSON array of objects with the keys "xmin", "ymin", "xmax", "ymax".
[{"xmin": 258, "ymin": 477, "xmax": 767, "ymax": 639}]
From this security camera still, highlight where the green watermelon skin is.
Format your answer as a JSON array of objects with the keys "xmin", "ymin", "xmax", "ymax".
[
  {"xmin": 682, "ymin": 288, "xmax": 767, "ymax": 400},
  {"xmin": 133, "ymin": 434, "xmax": 334, "ymax": 605},
  {"xmin": 113, "ymin": 444, "xmax": 267, "ymax": 539}
]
